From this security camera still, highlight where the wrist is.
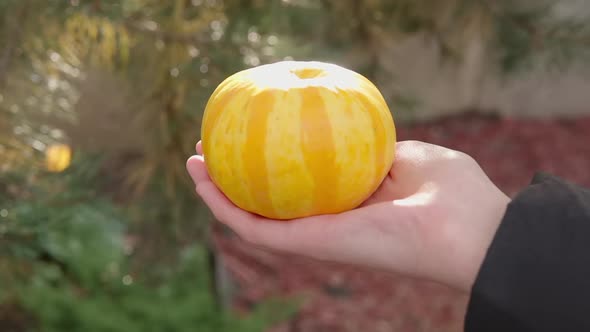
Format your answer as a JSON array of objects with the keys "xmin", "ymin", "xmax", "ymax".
[{"xmin": 459, "ymin": 191, "xmax": 511, "ymax": 293}]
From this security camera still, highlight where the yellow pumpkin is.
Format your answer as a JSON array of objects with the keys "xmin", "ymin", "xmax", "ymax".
[{"xmin": 201, "ymin": 61, "xmax": 396, "ymax": 220}]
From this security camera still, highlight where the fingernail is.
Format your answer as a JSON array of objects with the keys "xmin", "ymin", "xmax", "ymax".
[{"xmin": 186, "ymin": 157, "xmax": 199, "ymax": 183}]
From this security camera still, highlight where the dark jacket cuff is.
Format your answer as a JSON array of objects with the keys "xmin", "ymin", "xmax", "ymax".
[{"xmin": 465, "ymin": 172, "xmax": 590, "ymax": 331}]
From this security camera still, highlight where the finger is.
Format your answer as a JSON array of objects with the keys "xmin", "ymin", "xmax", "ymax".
[
  {"xmin": 196, "ymin": 176, "xmax": 381, "ymax": 257},
  {"xmin": 186, "ymin": 155, "xmax": 210, "ymax": 185},
  {"xmin": 197, "ymin": 176, "xmax": 423, "ymax": 275},
  {"xmin": 196, "ymin": 140, "xmax": 203, "ymax": 155},
  {"xmin": 195, "ymin": 180, "xmax": 281, "ymax": 242},
  {"xmin": 194, "ymin": 177, "xmax": 312, "ymax": 247},
  {"xmin": 187, "ymin": 155, "xmax": 271, "ymax": 236},
  {"xmin": 186, "ymin": 154, "xmax": 276, "ymax": 238}
]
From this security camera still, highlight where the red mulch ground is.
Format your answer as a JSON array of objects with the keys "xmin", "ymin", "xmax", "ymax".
[{"xmin": 212, "ymin": 112, "xmax": 590, "ymax": 332}]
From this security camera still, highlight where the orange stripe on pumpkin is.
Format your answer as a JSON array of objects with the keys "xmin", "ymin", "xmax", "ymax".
[
  {"xmin": 354, "ymin": 91, "xmax": 388, "ymax": 188},
  {"xmin": 300, "ymin": 88, "xmax": 338, "ymax": 213},
  {"xmin": 201, "ymin": 80, "xmax": 245, "ymax": 154},
  {"xmin": 243, "ymin": 90, "xmax": 276, "ymax": 217}
]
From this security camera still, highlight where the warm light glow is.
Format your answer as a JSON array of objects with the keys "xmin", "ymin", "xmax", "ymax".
[{"xmin": 45, "ymin": 144, "xmax": 72, "ymax": 172}]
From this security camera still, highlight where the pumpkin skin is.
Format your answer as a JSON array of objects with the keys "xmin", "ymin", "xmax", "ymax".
[{"xmin": 201, "ymin": 61, "xmax": 396, "ymax": 220}]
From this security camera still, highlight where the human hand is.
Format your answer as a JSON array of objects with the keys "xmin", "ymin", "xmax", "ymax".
[{"xmin": 186, "ymin": 140, "xmax": 510, "ymax": 293}]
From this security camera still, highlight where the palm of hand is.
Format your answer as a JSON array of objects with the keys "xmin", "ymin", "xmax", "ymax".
[{"xmin": 187, "ymin": 140, "xmax": 510, "ymax": 292}]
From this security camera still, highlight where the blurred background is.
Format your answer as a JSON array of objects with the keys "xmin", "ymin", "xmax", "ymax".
[{"xmin": 2, "ymin": 0, "xmax": 590, "ymax": 331}]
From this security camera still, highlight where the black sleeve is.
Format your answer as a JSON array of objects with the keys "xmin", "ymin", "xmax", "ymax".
[{"xmin": 465, "ymin": 172, "xmax": 590, "ymax": 332}]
